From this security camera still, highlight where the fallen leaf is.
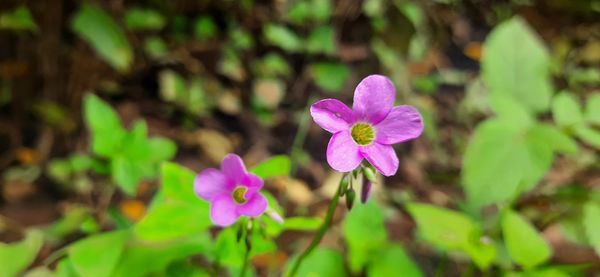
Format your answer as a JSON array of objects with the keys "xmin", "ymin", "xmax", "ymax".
[
  {"xmin": 16, "ymin": 148, "xmax": 40, "ymax": 165},
  {"xmin": 119, "ymin": 199, "xmax": 146, "ymax": 221},
  {"xmin": 217, "ymin": 90, "xmax": 241, "ymax": 115},
  {"xmin": 464, "ymin": 41, "xmax": 482, "ymax": 61},
  {"xmin": 253, "ymin": 79, "xmax": 285, "ymax": 109},
  {"xmin": 273, "ymin": 176, "xmax": 313, "ymax": 206},
  {"xmin": 194, "ymin": 128, "xmax": 234, "ymax": 164}
]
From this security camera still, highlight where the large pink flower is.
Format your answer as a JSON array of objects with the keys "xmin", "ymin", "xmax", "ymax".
[
  {"xmin": 310, "ymin": 75, "xmax": 424, "ymax": 176},
  {"xmin": 194, "ymin": 154, "xmax": 268, "ymax": 227}
]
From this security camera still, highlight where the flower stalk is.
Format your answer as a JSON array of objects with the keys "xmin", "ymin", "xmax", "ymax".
[
  {"xmin": 240, "ymin": 219, "xmax": 253, "ymax": 277},
  {"xmin": 286, "ymin": 175, "xmax": 345, "ymax": 277}
]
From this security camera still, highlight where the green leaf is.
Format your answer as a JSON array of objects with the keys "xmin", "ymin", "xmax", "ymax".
[
  {"xmin": 111, "ymin": 156, "xmax": 146, "ymax": 195},
  {"xmin": 71, "ymin": 5, "xmax": 133, "ymax": 72},
  {"xmin": 311, "ymin": 0, "xmax": 333, "ymax": 23},
  {"xmin": 0, "ymin": 5, "xmax": 37, "ymax": 31},
  {"xmin": 283, "ymin": 217, "xmax": 322, "ymax": 231},
  {"xmin": 462, "ymin": 120, "xmax": 529, "ymax": 207},
  {"xmin": 406, "ymin": 203, "xmax": 496, "ymax": 269},
  {"xmin": 310, "ymin": 63, "xmax": 351, "ymax": 93},
  {"xmin": 124, "ymin": 8, "xmax": 165, "ymax": 30},
  {"xmin": 160, "ymin": 162, "xmax": 201, "ymax": 203},
  {"xmin": 144, "ymin": 36, "xmax": 167, "ymax": 59},
  {"xmin": 159, "ymin": 70, "xmax": 187, "ymax": 103},
  {"xmin": 135, "ymin": 162, "xmax": 211, "ymax": 241},
  {"xmin": 83, "ymin": 94, "xmax": 126, "ymax": 157},
  {"xmin": 165, "ymin": 260, "xmax": 211, "ymax": 277},
  {"xmin": 306, "ymin": 26, "xmax": 335, "ymax": 55},
  {"xmin": 263, "ymin": 24, "xmax": 303, "ymax": 53},
  {"xmin": 343, "ymin": 201, "xmax": 387, "ymax": 273},
  {"xmin": 68, "ymin": 230, "xmax": 129, "ymax": 277},
  {"xmin": 527, "ymin": 124, "xmax": 577, "ymax": 154},
  {"xmin": 218, "ymin": 47, "xmax": 245, "ymax": 82},
  {"xmin": 575, "ymin": 125, "xmax": 600, "ymax": 149},
  {"xmin": 367, "ymin": 244, "xmax": 422, "ymax": 277},
  {"xmin": 585, "ymin": 94, "xmax": 600, "ymax": 126},
  {"xmin": 194, "ymin": 16, "xmax": 217, "ymax": 41},
  {"xmin": 524, "ymin": 268, "xmax": 572, "ymax": 277},
  {"xmin": 287, "ymin": 248, "xmax": 346, "ymax": 277},
  {"xmin": 44, "ymin": 207, "xmax": 91, "ymax": 240},
  {"xmin": 120, "ymin": 120, "xmax": 149, "ymax": 159},
  {"xmin": 462, "ymin": 120, "xmax": 555, "ymax": 208},
  {"xmin": 583, "ymin": 201, "xmax": 600, "ymax": 256},
  {"xmin": 286, "ymin": 0, "xmax": 332, "ymax": 24},
  {"xmin": 147, "ymin": 138, "xmax": 177, "ymax": 162},
  {"xmin": 69, "ymin": 154, "xmax": 93, "ymax": 173},
  {"xmin": 47, "ymin": 159, "xmax": 71, "ymax": 183},
  {"xmin": 214, "ymin": 228, "xmax": 245, "ymax": 268},
  {"xmin": 489, "ymin": 94, "xmax": 534, "ymax": 131},
  {"xmin": 0, "ymin": 230, "xmax": 44, "ymax": 277},
  {"xmin": 134, "ymin": 201, "xmax": 211, "ymax": 241},
  {"xmin": 481, "ymin": 16, "xmax": 552, "ymax": 113},
  {"xmin": 406, "ymin": 203, "xmax": 475, "ymax": 250},
  {"xmin": 286, "ymin": 2, "xmax": 311, "ymax": 24},
  {"xmin": 249, "ymin": 155, "xmax": 291, "ymax": 179},
  {"xmin": 112, "ymin": 235, "xmax": 210, "ymax": 277},
  {"xmin": 230, "ymin": 28, "xmax": 254, "ymax": 50},
  {"xmin": 251, "ymin": 53, "xmax": 291, "ymax": 78},
  {"xmin": 552, "ymin": 92, "xmax": 583, "ymax": 128},
  {"xmin": 501, "ymin": 210, "xmax": 551, "ymax": 269},
  {"xmin": 55, "ymin": 258, "xmax": 79, "ymax": 277}
]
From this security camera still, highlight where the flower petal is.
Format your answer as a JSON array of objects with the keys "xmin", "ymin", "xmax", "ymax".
[
  {"xmin": 375, "ymin": 105, "xmax": 424, "ymax": 144},
  {"xmin": 221, "ymin": 154, "xmax": 247, "ymax": 183},
  {"xmin": 243, "ymin": 173, "xmax": 264, "ymax": 195},
  {"xmin": 326, "ymin": 130, "xmax": 363, "ymax": 172},
  {"xmin": 238, "ymin": 192, "xmax": 268, "ymax": 217},
  {"xmin": 210, "ymin": 195, "xmax": 240, "ymax": 227},
  {"xmin": 194, "ymin": 169, "xmax": 232, "ymax": 201},
  {"xmin": 361, "ymin": 143, "xmax": 399, "ymax": 176},
  {"xmin": 352, "ymin": 75, "xmax": 396, "ymax": 124},
  {"xmin": 310, "ymin": 99, "xmax": 355, "ymax": 133}
]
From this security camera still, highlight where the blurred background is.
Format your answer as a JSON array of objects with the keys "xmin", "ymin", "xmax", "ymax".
[{"xmin": 1, "ymin": 0, "xmax": 600, "ymax": 276}]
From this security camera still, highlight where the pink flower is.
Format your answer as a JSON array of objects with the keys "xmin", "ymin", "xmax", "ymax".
[
  {"xmin": 194, "ymin": 154, "xmax": 268, "ymax": 227},
  {"xmin": 310, "ymin": 75, "xmax": 424, "ymax": 176}
]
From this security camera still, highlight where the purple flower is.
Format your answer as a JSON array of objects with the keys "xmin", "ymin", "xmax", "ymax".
[
  {"xmin": 194, "ymin": 154, "xmax": 268, "ymax": 227},
  {"xmin": 310, "ymin": 75, "xmax": 424, "ymax": 176}
]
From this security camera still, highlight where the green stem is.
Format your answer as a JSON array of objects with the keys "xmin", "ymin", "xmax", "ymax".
[
  {"xmin": 240, "ymin": 219, "xmax": 251, "ymax": 277},
  {"xmin": 240, "ymin": 243, "xmax": 250, "ymax": 277},
  {"xmin": 287, "ymin": 178, "xmax": 344, "ymax": 277}
]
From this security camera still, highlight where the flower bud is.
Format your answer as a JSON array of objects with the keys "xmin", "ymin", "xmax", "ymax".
[
  {"xmin": 363, "ymin": 166, "xmax": 376, "ymax": 182},
  {"xmin": 267, "ymin": 210, "xmax": 284, "ymax": 224},
  {"xmin": 236, "ymin": 226, "xmax": 243, "ymax": 242},
  {"xmin": 245, "ymin": 233, "xmax": 252, "ymax": 250},
  {"xmin": 339, "ymin": 174, "xmax": 350, "ymax": 196},
  {"xmin": 361, "ymin": 179, "xmax": 372, "ymax": 203},
  {"xmin": 346, "ymin": 187, "xmax": 356, "ymax": 211}
]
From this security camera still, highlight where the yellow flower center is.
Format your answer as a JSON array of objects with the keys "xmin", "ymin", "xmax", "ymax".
[
  {"xmin": 232, "ymin": 186, "xmax": 248, "ymax": 204},
  {"xmin": 350, "ymin": 123, "xmax": 375, "ymax": 145}
]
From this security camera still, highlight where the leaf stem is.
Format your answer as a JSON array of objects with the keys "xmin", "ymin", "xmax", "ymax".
[{"xmin": 286, "ymin": 176, "xmax": 344, "ymax": 276}]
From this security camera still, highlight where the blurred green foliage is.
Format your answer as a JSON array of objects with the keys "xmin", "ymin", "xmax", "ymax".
[
  {"xmin": 2, "ymin": 1, "xmax": 600, "ymax": 276},
  {"xmin": 71, "ymin": 5, "xmax": 133, "ymax": 72}
]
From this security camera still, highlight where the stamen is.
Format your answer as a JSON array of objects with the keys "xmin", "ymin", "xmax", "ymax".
[
  {"xmin": 350, "ymin": 123, "xmax": 375, "ymax": 145},
  {"xmin": 232, "ymin": 186, "xmax": 248, "ymax": 204}
]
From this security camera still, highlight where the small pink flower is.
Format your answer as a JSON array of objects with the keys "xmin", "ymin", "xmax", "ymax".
[
  {"xmin": 310, "ymin": 75, "xmax": 424, "ymax": 176},
  {"xmin": 194, "ymin": 154, "xmax": 268, "ymax": 227}
]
